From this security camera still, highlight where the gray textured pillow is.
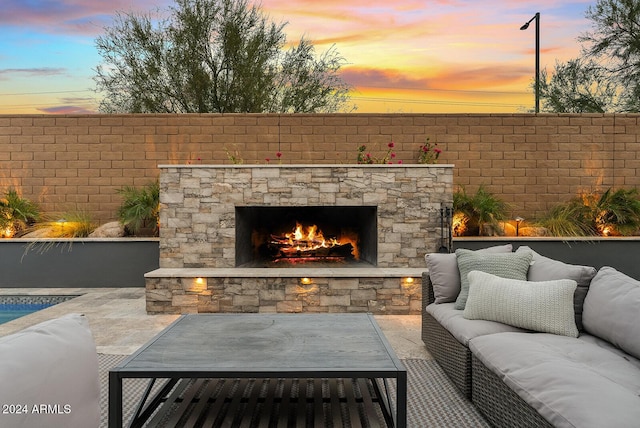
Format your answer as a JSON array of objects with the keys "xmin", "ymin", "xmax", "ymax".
[
  {"xmin": 454, "ymin": 248, "xmax": 532, "ymax": 310},
  {"xmin": 464, "ymin": 271, "xmax": 579, "ymax": 337},
  {"xmin": 515, "ymin": 246, "xmax": 596, "ymax": 331},
  {"xmin": 425, "ymin": 244, "xmax": 513, "ymax": 304},
  {"xmin": 583, "ymin": 267, "xmax": 640, "ymax": 359}
]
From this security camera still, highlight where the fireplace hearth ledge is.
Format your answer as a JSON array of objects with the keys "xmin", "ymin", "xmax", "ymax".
[{"xmin": 145, "ymin": 267, "xmax": 426, "ymax": 278}]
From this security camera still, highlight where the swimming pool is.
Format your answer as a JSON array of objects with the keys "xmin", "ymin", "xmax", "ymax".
[{"xmin": 0, "ymin": 296, "xmax": 77, "ymax": 325}]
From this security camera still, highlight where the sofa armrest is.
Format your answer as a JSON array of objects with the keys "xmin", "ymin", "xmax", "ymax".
[{"xmin": 422, "ymin": 271, "xmax": 435, "ymax": 306}]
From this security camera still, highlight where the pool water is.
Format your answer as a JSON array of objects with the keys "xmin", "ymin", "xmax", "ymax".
[
  {"xmin": 0, "ymin": 296, "xmax": 77, "ymax": 325},
  {"xmin": 0, "ymin": 303, "xmax": 55, "ymax": 324}
]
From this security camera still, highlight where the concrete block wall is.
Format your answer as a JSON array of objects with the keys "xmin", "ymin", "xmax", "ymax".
[{"xmin": 1, "ymin": 113, "xmax": 639, "ymax": 222}]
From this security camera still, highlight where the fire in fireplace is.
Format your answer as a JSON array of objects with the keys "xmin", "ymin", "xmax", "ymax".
[
  {"xmin": 266, "ymin": 221, "xmax": 357, "ymax": 262},
  {"xmin": 235, "ymin": 206, "xmax": 377, "ymax": 267}
]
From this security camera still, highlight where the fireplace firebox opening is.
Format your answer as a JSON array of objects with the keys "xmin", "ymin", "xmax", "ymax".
[{"xmin": 235, "ymin": 206, "xmax": 377, "ymax": 267}]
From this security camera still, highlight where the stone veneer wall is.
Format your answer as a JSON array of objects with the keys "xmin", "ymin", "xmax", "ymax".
[
  {"xmin": 145, "ymin": 271, "xmax": 425, "ymax": 314},
  {"xmin": 158, "ymin": 164, "xmax": 453, "ymax": 269}
]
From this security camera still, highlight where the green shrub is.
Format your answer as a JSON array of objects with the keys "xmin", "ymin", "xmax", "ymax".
[
  {"xmin": 453, "ymin": 185, "xmax": 510, "ymax": 236},
  {"xmin": 117, "ymin": 181, "xmax": 160, "ymax": 236},
  {"xmin": 0, "ymin": 188, "xmax": 41, "ymax": 237}
]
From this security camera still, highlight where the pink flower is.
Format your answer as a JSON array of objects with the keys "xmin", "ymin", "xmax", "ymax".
[
  {"xmin": 391, "ymin": 153, "xmax": 396, "ymax": 158},
  {"xmin": 398, "ymin": 160, "xmax": 403, "ymax": 164},
  {"xmin": 435, "ymin": 148, "xmax": 442, "ymax": 154},
  {"xmin": 388, "ymin": 142, "xmax": 395, "ymax": 148}
]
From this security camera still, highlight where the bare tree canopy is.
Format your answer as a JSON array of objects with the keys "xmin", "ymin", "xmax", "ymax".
[{"xmin": 94, "ymin": 0, "xmax": 354, "ymax": 113}]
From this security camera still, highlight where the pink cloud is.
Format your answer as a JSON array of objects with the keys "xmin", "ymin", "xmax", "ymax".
[
  {"xmin": 0, "ymin": 0, "xmax": 173, "ymax": 36},
  {"xmin": 0, "ymin": 68, "xmax": 66, "ymax": 80},
  {"xmin": 38, "ymin": 104, "xmax": 96, "ymax": 114},
  {"xmin": 340, "ymin": 67, "xmax": 431, "ymax": 90}
]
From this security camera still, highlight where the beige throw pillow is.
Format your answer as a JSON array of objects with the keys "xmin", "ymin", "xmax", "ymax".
[{"xmin": 464, "ymin": 270, "xmax": 579, "ymax": 337}]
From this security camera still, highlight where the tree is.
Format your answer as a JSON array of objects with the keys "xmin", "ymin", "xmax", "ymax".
[
  {"xmin": 539, "ymin": 58, "xmax": 619, "ymax": 113},
  {"xmin": 539, "ymin": 0, "xmax": 640, "ymax": 112},
  {"xmin": 94, "ymin": 0, "xmax": 353, "ymax": 113}
]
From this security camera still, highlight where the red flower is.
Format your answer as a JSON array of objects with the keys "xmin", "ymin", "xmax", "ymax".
[
  {"xmin": 276, "ymin": 152, "xmax": 282, "ymax": 158},
  {"xmin": 388, "ymin": 142, "xmax": 395, "ymax": 148},
  {"xmin": 265, "ymin": 158, "xmax": 270, "ymax": 163},
  {"xmin": 398, "ymin": 160, "xmax": 403, "ymax": 164},
  {"xmin": 435, "ymin": 148, "xmax": 442, "ymax": 154},
  {"xmin": 391, "ymin": 153, "xmax": 396, "ymax": 158}
]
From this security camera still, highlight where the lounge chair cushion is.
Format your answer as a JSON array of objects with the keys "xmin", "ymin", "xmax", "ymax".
[
  {"xmin": 425, "ymin": 244, "xmax": 512, "ymax": 304},
  {"xmin": 583, "ymin": 266, "xmax": 640, "ymax": 360},
  {"xmin": 0, "ymin": 313, "xmax": 100, "ymax": 428},
  {"xmin": 470, "ymin": 332, "xmax": 640, "ymax": 428}
]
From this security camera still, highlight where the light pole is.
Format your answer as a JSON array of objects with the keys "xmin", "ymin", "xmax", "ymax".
[{"xmin": 520, "ymin": 12, "xmax": 540, "ymax": 113}]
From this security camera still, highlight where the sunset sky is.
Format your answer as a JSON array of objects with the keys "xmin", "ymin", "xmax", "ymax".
[{"xmin": 0, "ymin": 0, "xmax": 594, "ymax": 114}]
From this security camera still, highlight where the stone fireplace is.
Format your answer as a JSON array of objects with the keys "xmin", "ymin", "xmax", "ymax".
[{"xmin": 145, "ymin": 164, "xmax": 453, "ymax": 314}]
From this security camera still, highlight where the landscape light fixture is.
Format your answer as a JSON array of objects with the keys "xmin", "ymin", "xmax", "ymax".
[
  {"xmin": 515, "ymin": 216, "xmax": 525, "ymax": 237},
  {"xmin": 520, "ymin": 12, "xmax": 540, "ymax": 113}
]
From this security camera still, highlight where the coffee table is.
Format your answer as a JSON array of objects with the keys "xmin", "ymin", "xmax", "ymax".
[{"xmin": 109, "ymin": 313, "xmax": 406, "ymax": 427}]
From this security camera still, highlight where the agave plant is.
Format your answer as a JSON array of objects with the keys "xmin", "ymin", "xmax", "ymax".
[
  {"xmin": 116, "ymin": 181, "xmax": 160, "ymax": 236},
  {"xmin": 453, "ymin": 185, "xmax": 510, "ymax": 236}
]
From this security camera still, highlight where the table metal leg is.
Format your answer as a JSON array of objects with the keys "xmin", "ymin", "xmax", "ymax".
[
  {"xmin": 108, "ymin": 371, "xmax": 123, "ymax": 428},
  {"xmin": 396, "ymin": 371, "xmax": 407, "ymax": 428}
]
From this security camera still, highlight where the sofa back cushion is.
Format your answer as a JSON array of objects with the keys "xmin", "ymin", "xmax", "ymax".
[
  {"xmin": 425, "ymin": 244, "xmax": 512, "ymax": 304},
  {"xmin": 515, "ymin": 246, "xmax": 596, "ymax": 331},
  {"xmin": 0, "ymin": 313, "xmax": 100, "ymax": 428},
  {"xmin": 583, "ymin": 266, "xmax": 640, "ymax": 360}
]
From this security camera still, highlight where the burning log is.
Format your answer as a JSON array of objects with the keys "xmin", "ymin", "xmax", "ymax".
[{"xmin": 266, "ymin": 222, "xmax": 355, "ymax": 260}]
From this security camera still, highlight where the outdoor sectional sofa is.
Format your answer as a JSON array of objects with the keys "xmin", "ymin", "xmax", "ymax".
[{"xmin": 421, "ymin": 244, "xmax": 640, "ymax": 428}]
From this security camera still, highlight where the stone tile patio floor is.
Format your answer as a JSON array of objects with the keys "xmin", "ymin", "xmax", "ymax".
[{"xmin": 0, "ymin": 288, "xmax": 431, "ymax": 359}]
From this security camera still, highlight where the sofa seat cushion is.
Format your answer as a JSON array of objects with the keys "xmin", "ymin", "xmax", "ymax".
[
  {"xmin": 426, "ymin": 303, "xmax": 526, "ymax": 346},
  {"xmin": 0, "ymin": 313, "xmax": 100, "ymax": 428},
  {"xmin": 470, "ymin": 332, "xmax": 640, "ymax": 428}
]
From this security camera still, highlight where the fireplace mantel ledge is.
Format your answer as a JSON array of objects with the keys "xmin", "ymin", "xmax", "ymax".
[
  {"xmin": 158, "ymin": 164, "xmax": 454, "ymax": 169},
  {"xmin": 145, "ymin": 267, "xmax": 426, "ymax": 278}
]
